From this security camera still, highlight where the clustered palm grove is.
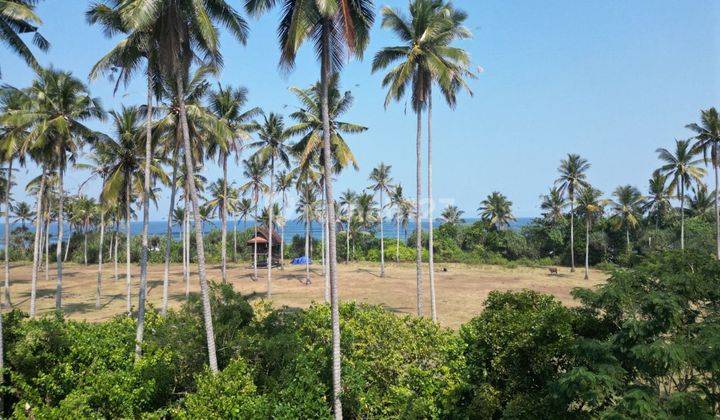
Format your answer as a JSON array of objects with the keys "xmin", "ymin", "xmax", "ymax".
[{"xmin": 0, "ymin": 0, "xmax": 719, "ymax": 418}]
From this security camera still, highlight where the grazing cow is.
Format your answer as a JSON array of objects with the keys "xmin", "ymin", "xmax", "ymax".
[{"xmin": 548, "ymin": 267, "xmax": 558, "ymax": 275}]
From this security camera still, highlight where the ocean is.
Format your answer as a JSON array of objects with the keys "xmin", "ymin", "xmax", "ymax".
[{"xmin": 0, "ymin": 217, "xmax": 535, "ymax": 244}]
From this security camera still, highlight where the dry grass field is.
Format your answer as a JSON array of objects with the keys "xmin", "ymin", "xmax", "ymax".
[{"xmin": 2, "ymin": 261, "xmax": 607, "ymax": 328}]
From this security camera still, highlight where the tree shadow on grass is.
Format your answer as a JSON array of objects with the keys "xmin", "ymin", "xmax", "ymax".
[{"xmin": 64, "ymin": 301, "xmax": 95, "ymax": 316}]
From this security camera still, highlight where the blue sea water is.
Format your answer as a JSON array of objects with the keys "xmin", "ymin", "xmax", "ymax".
[{"xmin": 0, "ymin": 217, "xmax": 534, "ymax": 244}]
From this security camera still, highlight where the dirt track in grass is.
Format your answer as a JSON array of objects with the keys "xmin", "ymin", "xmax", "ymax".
[{"xmin": 2, "ymin": 261, "xmax": 607, "ymax": 328}]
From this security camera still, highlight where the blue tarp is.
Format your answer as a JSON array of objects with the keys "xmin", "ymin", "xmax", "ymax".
[{"xmin": 291, "ymin": 256, "xmax": 311, "ymax": 265}]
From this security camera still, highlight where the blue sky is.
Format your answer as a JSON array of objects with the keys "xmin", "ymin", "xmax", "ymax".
[{"xmin": 2, "ymin": 0, "xmax": 719, "ymax": 220}]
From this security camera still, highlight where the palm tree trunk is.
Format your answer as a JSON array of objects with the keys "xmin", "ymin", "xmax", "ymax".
[
  {"xmin": 183, "ymin": 188, "xmax": 189, "ymax": 298},
  {"xmin": 714, "ymin": 161, "xmax": 719, "ymax": 259},
  {"xmin": 253, "ymin": 199, "xmax": 258, "ymax": 281},
  {"xmin": 414, "ymin": 108, "xmax": 424, "ymax": 317},
  {"xmin": 346, "ymin": 219, "xmax": 350, "ymax": 264},
  {"xmin": 221, "ymin": 155, "xmax": 228, "ymax": 283},
  {"xmin": 114, "ymin": 218, "xmax": 119, "ymax": 281},
  {"xmin": 427, "ymin": 93, "xmax": 437, "ymax": 322},
  {"xmin": 626, "ymin": 227, "xmax": 630, "ymax": 253},
  {"xmin": 3, "ymin": 159, "xmax": 12, "ymax": 308},
  {"xmin": 162, "ymin": 155, "xmax": 179, "ymax": 316},
  {"xmin": 233, "ymin": 215, "xmax": 238, "ymax": 264},
  {"xmin": 324, "ymin": 208, "xmax": 330, "ymax": 303},
  {"xmin": 55, "ymin": 165, "xmax": 65, "ymax": 311},
  {"xmin": 267, "ymin": 157, "xmax": 275, "ymax": 296},
  {"xmin": 135, "ymin": 78, "xmax": 153, "ymax": 360},
  {"xmin": 396, "ymin": 211, "xmax": 400, "ymax": 263},
  {"xmin": 280, "ymin": 191, "xmax": 286, "ymax": 270},
  {"xmin": 305, "ymin": 209, "xmax": 310, "ymax": 284},
  {"xmin": 63, "ymin": 224, "xmax": 71, "ymax": 262},
  {"xmin": 125, "ymin": 178, "xmax": 132, "ymax": 314},
  {"xmin": 83, "ymin": 221, "xmax": 88, "ymax": 265},
  {"xmin": 96, "ymin": 208, "xmax": 105, "ymax": 309},
  {"xmin": 45, "ymin": 214, "xmax": 49, "ymax": 283},
  {"xmin": 681, "ymin": 183, "xmax": 685, "ymax": 249},
  {"xmin": 584, "ymin": 218, "xmax": 590, "ymax": 280},
  {"xmin": 320, "ymin": 27, "xmax": 343, "ymax": 418},
  {"xmin": 570, "ymin": 195, "xmax": 575, "ymax": 272},
  {"xmin": 177, "ymin": 75, "xmax": 218, "ymax": 373},
  {"xmin": 379, "ymin": 189, "xmax": 385, "ymax": 278},
  {"xmin": 29, "ymin": 168, "xmax": 46, "ymax": 317}
]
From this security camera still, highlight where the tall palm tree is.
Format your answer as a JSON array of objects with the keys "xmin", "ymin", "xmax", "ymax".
[
  {"xmin": 205, "ymin": 178, "xmax": 234, "ymax": 282},
  {"xmin": 246, "ymin": 1, "xmax": 374, "ymax": 411},
  {"xmin": 687, "ymin": 108, "xmax": 720, "ymax": 258},
  {"xmin": 121, "ymin": 0, "xmax": 248, "ymax": 373},
  {"xmin": 15, "ymin": 68, "xmax": 105, "ymax": 311},
  {"xmin": 373, "ymin": 0, "xmax": 474, "ymax": 321},
  {"xmin": 0, "ymin": 0, "xmax": 49, "ymax": 76},
  {"xmin": 339, "ymin": 189, "xmax": 357, "ymax": 264},
  {"xmin": 250, "ymin": 113, "xmax": 290, "ymax": 296},
  {"xmin": 12, "ymin": 201, "xmax": 32, "ymax": 228},
  {"xmin": 368, "ymin": 163, "xmax": 392, "ymax": 277},
  {"xmin": 478, "ymin": 192, "xmax": 515, "ymax": 230},
  {"xmin": 236, "ymin": 197, "xmax": 252, "ymax": 259},
  {"xmin": 608, "ymin": 185, "xmax": 644, "ymax": 253},
  {"xmin": 354, "ymin": 191, "xmax": 378, "ymax": 233},
  {"xmin": 656, "ymin": 139, "xmax": 706, "ymax": 249},
  {"xmin": 555, "ymin": 154, "xmax": 590, "ymax": 272},
  {"xmin": 207, "ymin": 85, "xmax": 260, "ymax": 282},
  {"xmin": 239, "ymin": 156, "xmax": 268, "ymax": 281},
  {"xmin": 296, "ymin": 182, "xmax": 318, "ymax": 285},
  {"xmin": 644, "ymin": 171, "xmax": 673, "ymax": 228},
  {"xmin": 576, "ymin": 186, "xmax": 603, "ymax": 280},
  {"xmin": 540, "ymin": 187, "xmax": 567, "ymax": 223},
  {"xmin": 73, "ymin": 195, "xmax": 96, "ymax": 266},
  {"xmin": 440, "ymin": 205, "xmax": 464, "ymax": 225}
]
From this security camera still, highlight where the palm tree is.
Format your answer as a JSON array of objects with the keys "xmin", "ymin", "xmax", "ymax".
[
  {"xmin": 236, "ymin": 197, "xmax": 252, "ymax": 259},
  {"xmin": 239, "ymin": 156, "xmax": 268, "ymax": 281},
  {"xmin": 687, "ymin": 108, "xmax": 720, "ymax": 258},
  {"xmin": 205, "ymin": 178, "xmax": 234, "ymax": 283},
  {"xmin": 576, "ymin": 186, "xmax": 603, "ymax": 280},
  {"xmin": 354, "ymin": 191, "xmax": 378, "ymax": 233},
  {"xmin": 16, "ymin": 68, "xmax": 105, "ymax": 311},
  {"xmin": 555, "ymin": 154, "xmax": 590, "ymax": 272},
  {"xmin": 478, "ymin": 192, "xmax": 515, "ymax": 230},
  {"xmin": 339, "ymin": 190, "xmax": 357, "ymax": 264},
  {"xmin": 121, "ymin": 0, "xmax": 249, "ymax": 373},
  {"xmin": 689, "ymin": 184, "xmax": 714, "ymax": 218},
  {"xmin": 373, "ymin": 0, "xmax": 474, "ymax": 321},
  {"xmin": 643, "ymin": 171, "xmax": 672, "ymax": 227},
  {"xmin": 250, "ymin": 113, "xmax": 291, "ymax": 296},
  {"xmin": 12, "ymin": 201, "xmax": 32, "ymax": 228},
  {"xmin": 608, "ymin": 185, "xmax": 644, "ymax": 253},
  {"xmin": 0, "ymin": 0, "xmax": 49, "ymax": 76},
  {"xmin": 368, "ymin": 163, "xmax": 392, "ymax": 277},
  {"xmin": 656, "ymin": 139, "xmax": 706, "ymax": 249},
  {"xmin": 207, "ymin": 85, "xmax": 260, "ymax": 282},
  {"xmin": 73, "ymin": 195, "xmax": 96, "ymax": 266},
  {"xmin": 99, "ymin": 106, "xmax": 145, "ymax": 314},
  {"xmin": 540, "ymin": 187, "xmax": 567, "ymax": 223},
  {"xmin": 246, "ymin": 1, "xmax": 374, "ymax": 410},
  {"xmin": 440, "ymin": 205, "xmax": 465, "ymax": 225}
]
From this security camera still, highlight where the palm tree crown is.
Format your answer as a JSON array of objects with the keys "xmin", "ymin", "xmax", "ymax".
[{"xmin": 478, "ymin": 192, "xmax": 515, "ymax": 230}]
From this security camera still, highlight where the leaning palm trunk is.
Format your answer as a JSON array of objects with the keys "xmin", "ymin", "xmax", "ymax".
[
  {"xmin": 427, "ymin": 94, "xmax": 437, "ymax": 322},
  {"xmin": 83, "ymin": 221, "xmax": 88, "ymax": 265},
  {"xmin": 414, "ymin": 108, "xmax": 424, "ymax": 316},
  {"xmin": 324, "ymin": 210, "xmax": 330, "ymax": 302},
  {"xmin": 55, "ymin": 166, "xmax": 65, "ymax": 311},
  {"xmin": 280, "ymin": 191, "xmax": 286, "ymax": 269},
  {"xmin": 584, "ymin": 218, "xmax": 590, "ymax": 280},
  {"xmin": 183, "ymin": 188, "xmax": 189, "ymax": 297},
  {"xmin": 220, "ymin": 156, "xmax": 228, "ymax": 283},
  {"xmin": 267, "ymin": 158, "xmax": 275, "ymax": 296},
  {"xmin": 114, "ymin": 218, "xmax": 119, "ymax": 281},
  {"xmin": 253, "ymin": 202, "xmax": 258, "ymax": 281},
  {"xmin": 29, "ymin": 169, "xmax": 46, "ymax": 317},
  {"xmin": 319, "ymin": 30, "xmax": 342, "ymax": 418},
  {"xmin": 570, "ymin": 195, "xmax": 575, "ymax": 272},
  {"xmin": 44, "ymin": 214, "xmax": 49, "ymax": 282},
  {"xmin": 379, "ymin": 189, "xmax": 385, "ymax": 278},
  {"xmin": 162, "ymin": 156, "xmax": 179, "ymax": 316},
  {"xmin": 177, "ymin": 76, "xmax": 218, "ymax": 373},
  {"xmin": 125, "ymin": 179, "xmax": 132, "ymax": 314},
  {"xmin": 3, "ymin": 159, "xmax": 12, "ymax": 308},
  {"xmin": 626, "ymin": 227, "xmax": 631, "ymax": 253},
  {"xmin": 96, "ymin": 208, "xmax": 105, "ymax": 309},
  {"xmin": 135, "ymin": 79, "xmax": 153, "ymax": 360},
  {"xmin": 63, "ymin": 226, "xmax": 71, "ymax": 262}
]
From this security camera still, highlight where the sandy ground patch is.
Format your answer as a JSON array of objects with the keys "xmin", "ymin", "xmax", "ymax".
[{"xmin": 2, "ymin": 261, "xmax": 607, "ymax": 328}]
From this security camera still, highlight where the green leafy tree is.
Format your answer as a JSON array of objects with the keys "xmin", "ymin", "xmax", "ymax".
[
  {"xmin": 478, "ymin": 192, "xmax": 515, "ymax": 230},
  {"xmin": 576, "ymin": 186, "xmax": 604, "ymax": 279},
  {"xmin": 555, "ymin": 154, "xmax": 590, "ymax": 272},
  {"xmin": 0, "ymin": 0, "xmax": 49, "ymax": 76}
]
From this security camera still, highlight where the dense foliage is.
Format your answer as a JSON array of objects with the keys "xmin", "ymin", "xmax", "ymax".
[{"xmin": 0, "ymin": 250, "xmax": 716, "ymax": 418}]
